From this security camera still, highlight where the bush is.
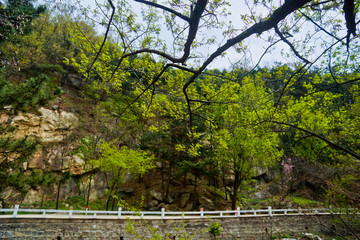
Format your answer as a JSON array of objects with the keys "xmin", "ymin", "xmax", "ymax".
[{"xmin": 209, "ymin": 222, "xmax": 221, "ymax": 237}]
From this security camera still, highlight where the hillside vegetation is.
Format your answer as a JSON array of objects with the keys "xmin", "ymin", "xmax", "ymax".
[{"xmin": 0, "ymin": 0, "xmax": 359, "ymax": 223}]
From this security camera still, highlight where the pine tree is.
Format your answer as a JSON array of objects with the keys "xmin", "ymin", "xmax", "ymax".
[{"xmin": 0, "ymin": 0, "xmax": 46, "ymax": 42}]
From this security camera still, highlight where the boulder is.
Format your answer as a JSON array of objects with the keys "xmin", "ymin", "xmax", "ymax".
[
  {"xmin": 180, "ymin": 193, "xmax": 191, "ymax": 208},
  {"xmin": 253, "ymin": 166, "xmax": 268, "ymax": 177},
  {"xmin": 22, "ymin": 189, "xmax": 43, "ymax": 205},
  {"xmin": 1, "ymin": 187, "xmax": 23, "ymax": 205},
  {"xmin": 167, "ymin": 192, "xmax": 178, "ymax": 204},
  {"xmin": 148, "ymin": 200, "xmax": 158, "ymax": 208},
  {"xmin": 199, "ymin": 197, "xmax": 215, "ymax": 210},
  {"xmin": 150, "ymin": 190, "xmax": 163, "ymax": 202},
  {"xmin": 67, "ymin": 73, "xmax": 83, "ymax": 89},
  {"xmin": 301, "ymin": 233, "xmax": 322, "ymax": 240},
  {"xmin": 253, "ymin": 188, "xmax": 271, "ymax": 200}
]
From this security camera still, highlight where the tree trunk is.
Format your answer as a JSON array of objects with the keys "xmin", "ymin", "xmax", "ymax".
[
  {"xmin": 106, "ymin": 195, "xmax": 111, "ymax": 211},
  {"xmin": 192, "ymin": 175, "xmax": 199, "ymax": 210},
  {"xmin": 111, "ymin": 197, "xmax": 116, "ymax": 210},
  {"xmin": 86, "ymin": 174, "xmax": 93, "ymax": 207},
  {"xmin": 231, "ymin": 170, "xmax": 240, "ymax": 210},
  {"xmin": 55, "ymin": 181, "xmax": 61, "ymax": 210},
  {"xmin": 106, "ymin": 168, "xmax": 122, "ymax": 211},
  {"xmin": 183, "ymin": 173, "xmax": 187, "ymax": 187},
  {"xmin": 165, "ymin": 162, "xmax": 173, "ymax": 202}
]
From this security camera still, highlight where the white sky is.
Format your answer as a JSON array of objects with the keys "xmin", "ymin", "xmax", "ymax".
[{"xmin": 70, "ymin": 0, "xmax": 322, "ymax": 70}]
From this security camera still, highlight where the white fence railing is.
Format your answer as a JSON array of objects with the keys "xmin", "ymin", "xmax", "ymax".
[{"xmin": 0, "ymin": 205, "xmax": 333, "ymax": 219}]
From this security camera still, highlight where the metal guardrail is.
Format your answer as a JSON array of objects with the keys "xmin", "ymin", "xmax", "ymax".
[{"xmin": 0, "ymin": 205, "xmax": 333, "ymax": 220}]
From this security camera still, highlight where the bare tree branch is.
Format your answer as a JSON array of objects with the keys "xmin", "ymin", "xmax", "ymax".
[
  {"xmin": 133, "ymin": 0, "xmax": 190, "ymax": 22},
  {"xmin": 274, "ymin": 35, "xmax": 347, "ymax": 108},
  {"xmin": 108, "ymin": 49, "xmax": 193, "ymax": 82},
  {"xmin": 116, "ymin": 64, "xmax": 170, "ymax": 121},
  {"xmin": 274, "ymin": 25, "xmax": 310, "ymax": 64},
  {"xmin": 184, "ymin": 0, "xmax": 312, "ymax": 90},
  {"xmin": 343, "ymin": 0, "xmax": 357, "ymax": 46},
  {"xmin": 307, "ymin": 0, "xmax": 333, "ymax": 8},
  {"xmin": 115, "ymin": 63, "xmax": 195, "ymax": 118},
  {"xmin": 300, "ymin": 11, "xmax": 344, "ymax": 43},
  {"xmin": 271, "ymin": 120, "xmax": 360, "ymax": 160},
  {"xmin": 182, "ymin": 0, "xmax": 312, "ymax": 125},
  {"xmin": 86, "ymin": 0, "xmax": 115, "ymax": 76},
  {"xmin": 179, "ymin": 0, "xmax": 208, "ymax": 64}
]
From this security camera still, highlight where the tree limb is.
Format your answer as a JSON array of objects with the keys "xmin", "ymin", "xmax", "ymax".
[
  {"xmin": 179, "ymin": 0, "xmax": 208, "ymax": 64},
  {"xmin": 274, "ymin": 25, "xmax": 310, "ymax": 64},
  {"xmin": 116, "ymin": 64, "xmax": 171, "ymax": 121},
  {"xmin": 300, "ymin": 11, "xmax": 344, "ymax": 43},
  {"xmin": 108, "ymin": 49, "xmax": 193, "ymax": 81},
  {"xmin": 182, "ymin": 0, "xmax": 313, "ymax": 125},
  {"xmin": 86, "ymin": 0, "xmax": 115, "ymax": 76},
  {"xmin": 271, "ymin": 120, "xmax": 360, "ymax": 160},
  {"xmin": 184, "ymin": 0, "xmax": 312, "ymax": 91},
  {"xmin": 133, "ymin": 0, "xmax": 190, "ymax": 22}
]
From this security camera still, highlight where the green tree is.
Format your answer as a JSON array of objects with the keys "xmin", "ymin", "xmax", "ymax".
[
  {"xmin": 94, "ymin": 139, "xmax": 154, "ymax": 210},
  {"xmin": 0, "ymin": 0, "xmax": 45, "ymax": 42},
  {"xmin": 208, "ymin": 74, "xmax": 283, "ymax": 209}
]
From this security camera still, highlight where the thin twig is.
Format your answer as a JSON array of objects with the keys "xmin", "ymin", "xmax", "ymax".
[{"xmin": 274, "ymin": 25, "xmax": 310, "ymax": 64}]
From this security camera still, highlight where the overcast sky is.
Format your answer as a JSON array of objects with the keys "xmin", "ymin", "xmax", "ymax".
[{"xmin": 72, "ymin": 0, "xmax": 315, "ymax": 70}]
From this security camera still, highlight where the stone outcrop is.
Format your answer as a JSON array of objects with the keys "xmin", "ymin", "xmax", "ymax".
[
  {"xmin": 0, "ymin": 107, "xmax": 96, "ymax": 205},
  {"xmin": 5, "ymin": 107, "xmax": 84, "ymax": 175},
  {"xmin": 10, "ymin": 107, "xmax": 78, "ymax": 143}
]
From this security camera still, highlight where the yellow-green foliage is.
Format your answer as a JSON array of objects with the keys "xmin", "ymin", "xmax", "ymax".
[
  {"xmin": 94, "ymin": 139, "xmax": 155, "ymax": 175},
  {"xmin": 0, "ymin": 12, "xmax": 76, "ymax": 69}
]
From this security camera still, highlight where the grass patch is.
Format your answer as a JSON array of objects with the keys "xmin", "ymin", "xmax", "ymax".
[{"xmin": 287, "ymin": 196, "xmax": 321, "ymax": 208}]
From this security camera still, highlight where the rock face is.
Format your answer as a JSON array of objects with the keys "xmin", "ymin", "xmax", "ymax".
[
  {"xmin": 10, "ymin": 107, "xmax": 78, "ymax": 143},
  {"xmin": 7, "ymin": 107, "xmax": 86, "ymax": 175},
  {"xmin": 1, "ymin": 107, "xmax": 94, "ymax": 205}
]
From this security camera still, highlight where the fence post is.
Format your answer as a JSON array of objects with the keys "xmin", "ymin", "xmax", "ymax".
[
  {"xmin": 161, "ymin": 208, "xmax": 165, "ymax": 220},
  {"xmin": 69, "ymin": 206, "xmax": 73, "ymax": 218},
  {"xmin": 268, "ymin": 206, "xmax": 272, "ymax": 217},
  {"xmin": 86, "ymin": 206, "xmax": 88, "ymax": 216},
  {"xmin": 118, "ymin": 207, "xmax": 122, "ymax": 219},
  {"xmin": 12, "ymin": 205, "xmax": 19, "ymax": 218},
  {"xmin": 237, "ymin": 207, "xmax": 240, "ymax": 217},
  {"xmin": 200, "ymin": 208, "xmax": 204, "ymax": 218},
  {"xmin": 220, "ymin": 211, "xmax": 223, "ymax": 217},
  {"xmin": 43, "ymin": 209, "xmax": 46, "ymax": 218}
]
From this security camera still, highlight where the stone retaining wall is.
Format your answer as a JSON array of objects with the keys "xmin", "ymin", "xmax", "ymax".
[{"xmin": 0, "ymin": 215, "xmax": 329, "ymax": 239}]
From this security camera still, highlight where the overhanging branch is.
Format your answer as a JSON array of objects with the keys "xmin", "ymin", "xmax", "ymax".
[
  {"xmin": 271, "ymin": 120, "xmax": 360, "ymax": 160},
  {"xmin": 86, "ymin": 0, "xmax": 115, "ymax": 76},
  {"xmin": 274, "ymin": 25, "xmax": 310, "ymax": 64},
  {"xmin": 183, "ymin": 0, "xmax": 312, "ymax": 124},
  {"xmin": 133, "ymin": 0, "xmax": 190, "ymax": 22}
]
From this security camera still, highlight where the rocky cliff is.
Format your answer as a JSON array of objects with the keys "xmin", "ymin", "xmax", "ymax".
[{"xmin": 1, "ymin": 106, "xmax": 95, "ymax": 206}]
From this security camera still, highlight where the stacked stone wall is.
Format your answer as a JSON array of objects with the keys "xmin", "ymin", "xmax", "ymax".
[{"xmin": 0, "ymin": 214, "xmax": 329, "ymax": 239}]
